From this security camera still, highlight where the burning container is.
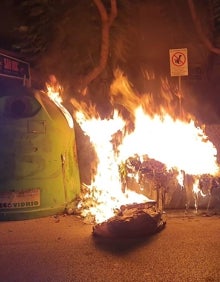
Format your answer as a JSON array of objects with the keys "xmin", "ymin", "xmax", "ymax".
[{"xmin": 0, "ymin": 87, "xmax": 80, "ymax": 220}]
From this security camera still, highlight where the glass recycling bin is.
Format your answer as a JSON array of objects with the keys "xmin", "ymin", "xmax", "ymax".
[{"xmin": 0, "ymin": 88, "xmax": 80, "ymax": 220}]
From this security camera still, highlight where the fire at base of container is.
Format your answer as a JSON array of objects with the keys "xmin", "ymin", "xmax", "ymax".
[{"xmin": 93, "ymin": 202, "xmax": 166, "ymax": 238}]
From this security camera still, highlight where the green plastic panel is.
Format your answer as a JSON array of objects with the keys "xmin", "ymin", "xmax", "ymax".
[{"xmin": 0, "ymin": 90, "xmax": 80, "ymax": 220}]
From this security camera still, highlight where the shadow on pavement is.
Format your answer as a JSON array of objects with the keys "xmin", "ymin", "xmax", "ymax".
[{"xmin": 92, "ymin": 228, "xmax": 164, "ymax": 255}]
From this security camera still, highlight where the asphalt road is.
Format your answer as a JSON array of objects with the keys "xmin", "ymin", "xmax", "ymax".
[{"xmin": 0, "ymin": 210, "xmax": 219, "ymax": 282}]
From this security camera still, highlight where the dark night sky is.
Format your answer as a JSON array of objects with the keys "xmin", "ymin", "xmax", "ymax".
[{"xmin": 0, "ymin": 1, "xmax": 19, "ymax": 50}]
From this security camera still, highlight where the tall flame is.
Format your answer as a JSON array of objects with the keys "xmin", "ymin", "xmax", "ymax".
[
  {"xmin": 46, "ymin": 75, "xmax": 74, "ymax": 128},
  {"xmin": 118, "ymin": 107, "xmax": 218, "ymax": 176},
  {"xmin": 76, "ymin": 110, "xmax": 150, "ymax": 223},
  {"xmin": 45, "ymin": 71, "xmax": 219, "ymax": 223},
  {"xmin": 71, "ymin": 70, "xmax": 219, "ymax": 222}
]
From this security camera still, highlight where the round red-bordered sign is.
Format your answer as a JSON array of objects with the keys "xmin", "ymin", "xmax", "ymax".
[{"xmin": 172, "ymin": 52, "xmax": 186, "ymax": 66}]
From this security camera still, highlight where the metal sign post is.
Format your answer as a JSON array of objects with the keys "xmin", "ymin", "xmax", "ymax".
[
  {"xmin": 178, "ymin": 75, "xmax": 182, "ymax": 116},
  {"xmin": 169, "ymin": 48, "xmax": 188, "ymax": 117}
]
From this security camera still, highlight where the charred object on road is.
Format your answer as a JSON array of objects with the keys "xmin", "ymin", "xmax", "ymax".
[{"xmin": 93, "ymin": 202, "xmax": 166, "ymax": 238}]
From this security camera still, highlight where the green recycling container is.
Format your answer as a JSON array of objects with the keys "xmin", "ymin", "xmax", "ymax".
[{"xmin": 0, "ymin": 88, "xmax": 80, "ymax": 220}]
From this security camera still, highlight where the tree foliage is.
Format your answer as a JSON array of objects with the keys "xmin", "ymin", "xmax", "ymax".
[
  {"xmin": 12, "ymin": 0, "xmax": 60, "ymax": 57},
  {"xmin": 5, "ymin": 0, "xmax": 220, "ymax": 105},
  {"xmin": 11, "ymin": 1, "xmax": 131, "ymax": 93}
]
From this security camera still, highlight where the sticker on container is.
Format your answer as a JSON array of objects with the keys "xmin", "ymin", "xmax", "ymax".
[{"xmin": 0, "ymin": 188, "xmax": 40, "ymax": 209}]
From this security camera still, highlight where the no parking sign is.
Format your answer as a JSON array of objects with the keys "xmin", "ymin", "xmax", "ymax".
[{"xmin": 169, "ymin": 48, "xmax": 188, "ymax": 77}]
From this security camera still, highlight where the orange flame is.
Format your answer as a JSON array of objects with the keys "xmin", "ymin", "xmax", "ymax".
[
  {"xmin": 45, "ymin": 75, "xmax": 74, "ymax": 128},
  {"xmin": 75, "ymin": 110, "xmax": 151, "ymax": 223},
  {"xmin": 44, "ymin": 70, "xmax": 219, "ymax": 223},
  {"xmin": 118, "ymin": 107, "xmax": 218, "ymax": 176},
  {"xmin": 71, "ymin": 70, "xmax": 220, "ymax": 222}
]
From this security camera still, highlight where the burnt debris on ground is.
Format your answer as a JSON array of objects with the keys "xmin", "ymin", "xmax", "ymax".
[{"xmin": 93, "ymin": 202, "xmax": 166, "ymax": 238}]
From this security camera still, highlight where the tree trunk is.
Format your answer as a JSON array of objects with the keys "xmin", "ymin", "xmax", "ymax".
[{"xmin": 81, "ymin": 0, "xmax": 117, "ymax": 94}]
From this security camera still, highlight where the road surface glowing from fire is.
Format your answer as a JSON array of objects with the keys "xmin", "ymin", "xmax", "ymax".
[{"xmin": 46, "ymin": 72, "xmax": 220, "ymax": 223}]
